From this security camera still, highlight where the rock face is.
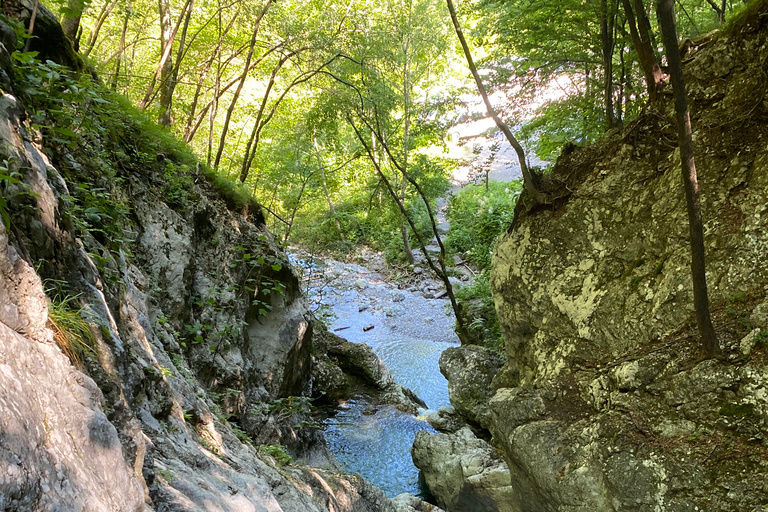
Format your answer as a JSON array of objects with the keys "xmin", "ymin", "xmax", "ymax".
[
  {"xmin": 0, "ymin": 14, "xmax": 408, "ymax": 511},
  {"xmin": 486, "ymin": 10, "xmax": 768, "ymax": 512},
  {"xmin": 439, "ymin": 345, "xmax": 505, "ymax": 430},
  {"xmin": 0, "ymin": 224, "xmax": 146, "ymax": 511},
  {"xmin": 313, "ymin": 328, "xmax": 426, "ymax": 414},
  {"xmin": 412, "ymin": 427, "xmax": 518, "ymax": 512}
]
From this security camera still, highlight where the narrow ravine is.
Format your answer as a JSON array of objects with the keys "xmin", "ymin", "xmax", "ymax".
[{"xmin": 292, "ymin": 252, "xmax": 461, "ymax": 497}]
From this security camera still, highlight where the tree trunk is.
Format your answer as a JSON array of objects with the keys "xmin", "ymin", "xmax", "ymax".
[
  {"xmin": 111, "ymin": 0, "xmax": 131, "ymax": 91},
  {"xmin": 213, "ymin": 0, "xmax": 274, "ymax": 169},
  {"xmin": 138, "ymin": 0, "xmax": 192, "ymax": 110},
  {"xmin": 157, "ymin": 0, "xmax": 174, "ymax": 126},
  {"xmin": 446, "ymin": 0, "xmax": 544, "ymax": 204},
  {"xmin": 83, "ymin": 0, "xmax": 120, "ymax": 58},
  {"xmin": 314, "ymin": 138, "xmax": 345, "ymax": 242},
  {"xmin": 348, "ymin": 116, "xmax": 471, "ymax": 344},
  {"xmin": 657, "ymin": 0, "xmax": 722, "ymax": 358},
  {"xmin": 401, "ymin": 28, "xmax": 415, "ymax": 265},
  {"xmin": 183, "ymin": 7, "xmax": 239, "ymax": 142},
  {"xmin": 600, "ymin": 0, "xmax": 618, "ymax": 129},
  {"xmin": 161, "ymin": 0, "xmax": 194, "ymax": 127},
  {"xmin": 61, "ymin": 0, "xmax": 84, "ymax": 50},
  {"xmin": 621, "ymin": 0, "xmax": 663, "ymax": 102}
]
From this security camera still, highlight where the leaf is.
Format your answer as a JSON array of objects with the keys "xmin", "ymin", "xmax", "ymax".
[
  {"xmin": 53, "ymin": 127, "xmax": 78, "ymax": 138},
  {"xmin": 271, "ymin": 263, "xmax": 282, "ymax": 271}
]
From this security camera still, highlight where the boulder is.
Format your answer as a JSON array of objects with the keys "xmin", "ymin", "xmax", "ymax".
[
  {"xmin": 439, "ymin": 345, "xmax": 505, "ymax": 429},
  {"xmin": 392, "ymin": 493, "xmax": 445, "ymax": 512},
  {"xmin": 425, "ymin": 406, "xmax": 467, "ymax": 433},
  {"xmin": 313, "ymin": 327, "xmax": 426, "ymax": 413},
  {"xmin": 411, "ymin": 427, "xmax": 518, "ymax": 512}
]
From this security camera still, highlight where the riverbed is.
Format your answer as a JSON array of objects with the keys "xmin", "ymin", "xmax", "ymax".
[{"xmin": 292, "ymin": 252, "xmax": 461, "ymax": 497}]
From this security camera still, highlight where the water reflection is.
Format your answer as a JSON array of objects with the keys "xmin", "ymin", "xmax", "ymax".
[{"xmin": 324, "ymin": 399, "xmax": 437, "ymax": 497}]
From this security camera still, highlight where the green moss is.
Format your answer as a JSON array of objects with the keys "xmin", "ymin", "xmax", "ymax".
[{"xmin": 719, "ymin": 403, "xmax": 754, "ymax": 417}]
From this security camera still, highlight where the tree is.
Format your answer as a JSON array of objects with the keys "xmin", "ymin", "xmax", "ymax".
[
  {"xmin": 621, "ymin": 0, "xmax": 663, "ymax": 101},
  {"xmin": 657, "ymin": 0, "xmax": 721, "ymax": 358},
  {"xmin": 446, "ymin": 0, "xmax": 544, "ymax": 203}
]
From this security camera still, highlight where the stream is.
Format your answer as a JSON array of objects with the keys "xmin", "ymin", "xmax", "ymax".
[{"xmin": 292, "ymin": 252, "xmax": 461, "ymax": 497}]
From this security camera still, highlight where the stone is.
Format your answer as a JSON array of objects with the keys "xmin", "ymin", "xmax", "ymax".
[
  {"xmin": 439, "ymin": 346, "xmax": 505, "ymax": 429},
  {"xmin": 356, "ymin": 278, "xmax": 368, "ymax": 290},
  {"xmin": 392, "ymin": 493, "xmax": 445, "ymax": 512},
  {"xmin": 0, "ymin": 70, "xmax": 400, "ymax": 511},
  {"xmin": 740, "ymin": 328, "xmax": 763, "ymax": 356},
  {"xmin": 411, "ymin": 427, "xmax": 518, "ymax": 512},
  {"xmin": 425, "ymin": 406, "xmax": 467, "ymax": 433},
  {"xmin": 313, "ymin": 328, "xmax": 426, "ymax": 413},
  {"xmin": 413, "ymin": 266, "xmax": 424, "ymax": 275},
  {"xmin": 750, "ymin": 300, "xmax": 768, "ymax": 329}
]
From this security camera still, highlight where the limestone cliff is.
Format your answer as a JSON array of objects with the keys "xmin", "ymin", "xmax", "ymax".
[
  {"xmin": 487, "ymin": 5, "xmax": 768, "ymax": 511},
  {"xmin": 0, "ymin": 7, "xmax": 421, "ymax": 511}
]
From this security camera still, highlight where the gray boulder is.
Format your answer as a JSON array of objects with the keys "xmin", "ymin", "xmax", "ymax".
[
  {"xmin": 313, "ymin": 327, "xmax": 426, "ymax": 413},
  {"xmin": 412, "ymin": 427, "xmax": 518, "ymax": 512},
  {"xmin": 439, "ymin": 345, "xmax": 505, "ymax": 429},
  {"xmin": 392, "ymin": 493, "xmax": 445, "ymax": 512}
]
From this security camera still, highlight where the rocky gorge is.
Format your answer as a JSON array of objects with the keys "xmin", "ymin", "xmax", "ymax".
[
  {"xmin": 410, "ymin": 5, "xmax": 768, "ymax": 512},
  {"xmin": 3, "ymin": 1, "xmax": 768, "ymax": 512}
]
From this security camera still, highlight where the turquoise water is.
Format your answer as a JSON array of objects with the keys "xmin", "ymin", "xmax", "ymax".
[{"xmin": 303, "ymin": 256, "xmax": 460, "ymax": 497}]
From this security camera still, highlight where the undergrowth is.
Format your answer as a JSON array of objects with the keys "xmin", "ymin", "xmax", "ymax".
[{"xmin": 47, "ymin": 290, "xmax": 98, "ymax": 368}]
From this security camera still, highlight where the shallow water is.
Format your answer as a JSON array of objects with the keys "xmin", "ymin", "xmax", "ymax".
[{"xmin": 295, "ymin": 254, "xmax": 460, "ymax": 497}]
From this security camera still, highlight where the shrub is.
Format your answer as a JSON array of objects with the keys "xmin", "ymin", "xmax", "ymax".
[{"xmin": 446, "ymin": 180, "xmax": 521, "ymax": 271}]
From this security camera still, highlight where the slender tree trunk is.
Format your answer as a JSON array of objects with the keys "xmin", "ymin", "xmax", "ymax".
[
  {"xmin": 239, "ymin": 55, "xmax": 288, "ymax": 181},
  {"xmin": 704, "ymin": 0, "xmax": 726, "ymax": 24},
  {"xmin": 314, "ymin": 138, "xmax": 345, "ymax": 241},
  {"xmin": 157, "ymin": 0, "xmax": 175, "ymax": 126},
  {"xmin": 601, "ymin": 0, "xmax": 618, "ymax": 129},
  {"xmin": 23, "ymin": 0, "xmax": 39, "ymax": 52},
  {"xmin": 239, "ymin": 52, "xmax": 333, "ymax": 182},
  {"xmin": 111, "ymin": 0, "xmax": 131, "ymax": 91},
  {"xmin": 401, "ymin": 28, "xmax": 415, "ymax": 265},
  {"xmin": 138, "ymin": 0, "xmax": 193, "ymax": 110},
  {"xmin": 621, "ymin": 0, "xmax": 663, "ymax": 102},
  {"xmin": 183, "ymin": 7, "xmax": 239, "ymax": 141},
  {"xmin": 657, "ymin": 0, "xmax": 721, "ymax": 358},
  {"xmin": 446, "ymin": 0, "xmax": 544, "ymax": 204},
  {"xmin": 348, "ymin": 116, "xmax": 471, "ymax": 343},
  {"xmin": 617, "ymin": 40, "xmax": 625, "ymax": 122},
  {"xmin": 213, "ymin": 0, "xmax": 274, "ymax": 169},
  {"xmin": 160, "ymin": 0, "xmax": 194, "ymax": 126},
  {"xmin": 83, "ymin": 0, "xmax": 120, "ymax": 58}
]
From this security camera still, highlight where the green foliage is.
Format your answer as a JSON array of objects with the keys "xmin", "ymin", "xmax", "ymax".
[
  {"xmin": 227, "ymin": 419, "xmax": 253, "ymax": 445},
  {"xmin": 446, "ymin": 180, "xmax": 521, "ymax": 270},
  {"xmin": 47, "ymin": 290, "xmax": 98, "ymax": 368},
  {"xmin": 0, "ymin": 158, "xmax": 25, "ymax": 232},
  {"xmin": 455, "ymin": 271, "xmax": 503, "ymax": 350},
  {"xmin": 518, "ymin": 96, "xmax": 607, "ymax": 162},
  {"xmin": 258, "ymin": 444, "xmax": 292, "ymax": 466},
  {"xmin": 156, "ymin": 468, "xmax": 175, "ymax": 482}
]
